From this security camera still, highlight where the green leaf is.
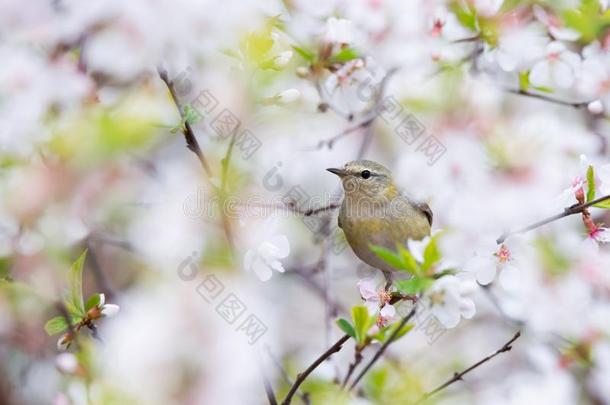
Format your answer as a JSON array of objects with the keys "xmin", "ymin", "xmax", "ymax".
[
  {"xmin": 383, "ymin": 322, "xmax": 414, "ymax": 343},
  {"xmin": 518, "ymin": 71, "xmax": 529, "ymax": 91},
  {"xmin": 587, "ymin": 165, "xmax": 596, "ymax": 202},
  {"xmin": 352, "ymin": 306, "xmax": 374, "ymax": 344},
  {"xmin": 66, "ymin": 250, "xmax": 87, "ymax": 318},
  {"xmin": 396, "ymin": 245, "xmax": 420, "ymax": 275},
  {"xmin": 395, "ymin": 277, "xmax": 434, "ymax": 295},
  {"xmin": 44, "ymin": 316, "xmax": 68, "ymax": 336},
  {"xmin": 329, "ymin": 47, "xmax": 359, "ymax": 63},
  {"xmin": 451, "ymin": 3, "xmax": 478, "ymax": 32},
  {"xmin": 291, "ymin": 45, "xmax": 315, "ymax": 62},
  {"xmin": 336, "ymin": 318, "xmax": 356, "ymax": 338},
  {"xmin": 370, "ymin": 245, "xmax": 405, "ymax": 270},
  {"xmin": 422, "ymin": 234, "xmax": 442, "ymax": 272},
  {"xmin": 85, "ymin": 293, "xmax": 103, "ymax": 312},
  {"xmin": 183, "ymin": 104, "xmax": 202, "ymax": 125},
  {"xmin": 594, "ymin": 199, "xmax": 610, "ymax": 209}
]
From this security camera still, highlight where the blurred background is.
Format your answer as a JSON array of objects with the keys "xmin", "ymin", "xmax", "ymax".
[{"xmin": 1, "ymin": 0, "xmax": 610, "ymax": 404}]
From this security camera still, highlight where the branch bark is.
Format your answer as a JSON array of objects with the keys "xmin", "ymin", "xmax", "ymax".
[
  {"xmin": 158, "ymin": 68, "xmax": 213, "ymax": 176},
  {"xmin": 505, "ymin": 88, "xmax": 590, "ymax": 109},
  {"xmin": 348, "ymin": 307, "xmax": 416, "ymax": 391},
  {"xmin": 413, "ymin": 331, "xmax": 521, "ymax": 404},
  {"xmin": 497, "ymin": 194, "xmax": 610, "ymax": 244},
  {"xmin": 281, "ymin": 334, "xmax": 350, "ymax": 405}
]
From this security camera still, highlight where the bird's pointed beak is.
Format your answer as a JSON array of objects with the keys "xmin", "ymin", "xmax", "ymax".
[{"xmin": 327, "ymin": 168, "xmax": 347, "ymax": 177}]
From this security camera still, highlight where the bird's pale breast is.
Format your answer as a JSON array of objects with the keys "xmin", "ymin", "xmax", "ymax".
[{"xmin": 339, "ymin": 195, "xmax": 431, "ymax": 273}]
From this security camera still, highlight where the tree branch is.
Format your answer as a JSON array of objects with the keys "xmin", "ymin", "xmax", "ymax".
[
  {"xmin": 341, "ymin": 349, "xmax": 363, "ymax": 389},
  {"xmin": 264, "ymin": 345, "xmax": 311, "ymax": 404},
  {"xmin": 158, "ymin": 68, "xmax": 213, "ymax": 176},
  {"xmin": 281, "ymin": 334, "xmax": 350, "ymax": 405},
  {"xmin": 413, "ymin": 331, "xmax": 521, "ymax": 404},
  {"xmin": 505, "ymin": 88, "xmax": 590, "ymax": 109},
  {"xmin": 262, "ymin": 369, "xmax": 278, "ymax": 405},
  {"xmin": 497, "ymin": 194, "xmax": 610, "ymax": 244},
  {"xmin": 348, "ymin": 307, "xmax": 417, "ymax": 391},
  {"xmin": 314, "ymin": 67, "xmax": 397, "ymax": 150}
]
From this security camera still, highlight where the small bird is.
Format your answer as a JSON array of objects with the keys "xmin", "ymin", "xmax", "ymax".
[{"xmin": 327, "ymin": 160, "xmax": 432, "ymax": 283}]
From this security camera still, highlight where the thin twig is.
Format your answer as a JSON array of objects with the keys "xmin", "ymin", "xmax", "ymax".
[
  {"xmin": 356, "ymin": 124, "xmax": 374, "ymax": 160},
  {"xmin": 56, "ymin": 301, "xmax": 79, "ymax": 350},
  {"xmin": 262, "ymin": 368, "xmax": 278, "ymax": 405},
  {"xmin": 217, "ymin": 128, "xmax": 239, "ymax": 249},
  {"xmin": 85, "ymin": 239, "xmax": 115, "ymax": 300},
  {"xmin": 315, "ymin": 80, "xmax": 353, "ymax": 121},
  {"xmin": 505, "ymin": 88, "xmax": 590, "ymax": 109},
  {"xmin": 451, "ymin": 35, "xmax": 481, "ymax": 43},
  {"xmin": 341, "ymin": 349, "xmax": 363, "ymax": 389},
  {"xmin": 264, "ymin": 345, "xmax": 311, "ymax": 404},
  {"xmin": 316, "ymin": 120, "xmax": 371, "ymax": 150},
  {"xmin": 348, "ymin": 307, "xmax": 417, "ymax": 391},
  {"xmin": 157, "ymin": 67, "xmax": 213, "ymax": 176},
  {"xmin": 496, "ymin": 194, "xmax": 610, "ymax": 244},
  {"xmin": 281, "ymin": 334, "xmax": 350, "ymax": 405},
  {"xmin": 413, "ymin": 331, "xmax": 521, "ymax": 404},
  {"xmin": 314, "ymin": 67, "xmax": 398, "ymax": 151}
]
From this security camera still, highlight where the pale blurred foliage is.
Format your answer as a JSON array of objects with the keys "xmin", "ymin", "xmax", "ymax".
[{"xmin": 1, "ymin": 0, "xmax": 610, "ymax": 404}]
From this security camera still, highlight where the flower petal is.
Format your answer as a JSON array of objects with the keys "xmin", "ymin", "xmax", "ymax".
[
  {"xmin": 357, "ymin": 278, "xmax": 379, "ymax": 300},
  {"xmin": 251, "ymin": 257, "xmax": 273, "ymax": 281},
  {"xmin": 460, "ymin": 298, "xmax": 476, "ymax": 319},
  {"xmin": 465, "ymin": 256, "xmax": 496, "ymax": 285},
  {"xmin": 551, "ymin": 61, "xmax": 575, "ymax": 88},
  {"xmin": 101, "ymin": 304, "xmax": 120, "ymax": 317},
  {"xmin": 380, "ymin": 304, "xmax": 396, "ymax": 320},
  {"xmin": 499, "ymin": 264, "xmax": 521, "ymax": 290},
  {"xmin": 530, "ymin": 61, "xmax": 552, "ymax": 88}
]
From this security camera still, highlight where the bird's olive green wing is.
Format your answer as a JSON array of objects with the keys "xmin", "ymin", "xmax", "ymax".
[{"xmin": 416, "ymin": 202, "xmax": 433, "ymax": 226}]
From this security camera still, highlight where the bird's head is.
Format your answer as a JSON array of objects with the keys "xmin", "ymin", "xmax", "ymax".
[{"xmin": 327, "ymin": 160, "xmax": 396, "ymax": 200}]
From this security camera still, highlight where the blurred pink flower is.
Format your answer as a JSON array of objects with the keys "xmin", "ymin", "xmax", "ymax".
[
  {"xmin": 377, "ymin": 304, "xmax": 396, "ymax": 327},
  {"xmin": 533, "ymin": 5, "xmax": 581, "ymax": 41},
  {"xmin": 357, "ymin": 278, "xmax": 391, "ymax": 313}
]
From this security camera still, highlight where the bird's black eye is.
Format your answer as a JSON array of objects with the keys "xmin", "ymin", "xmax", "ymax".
[{"xmin": 361, "ymin": 170, "xmax": 371, "ymax": 179}]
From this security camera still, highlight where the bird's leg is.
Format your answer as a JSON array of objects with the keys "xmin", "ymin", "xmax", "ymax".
[{"xmin": 383, "ymin": 271, "xmax": 393, "ymax": 291}]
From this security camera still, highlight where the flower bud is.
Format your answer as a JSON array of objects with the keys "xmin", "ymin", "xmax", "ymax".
[
  {"xmin": 296, "ymin": 66, "xmax": 309, "ymax": 78},
  {"xmin": 588, "ymin": 100, "xmax": 604, "ymax": 115},
  {"xmin": 273, "ymin": 51, "xmax": 292, "ymax": 68},
  {"xmin": 274, "ymin": 89, "xmax": 300, "ymax": 105},
  {"xmin": 100, "ymin": 304, "xmax": 120, "ymax": 318},
  {"xmin": 55, "ymin": 353, "xmax": 78, "ymax": 374},
  {"xmin": 87, "ymin": 306, "xmax": 102, "ymax": 320},
  {"xmin": 57, "ymin": 332, "xmax": 73, "ymax": 351}
]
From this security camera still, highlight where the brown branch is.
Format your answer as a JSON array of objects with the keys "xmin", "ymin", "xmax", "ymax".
[
  {"xmin": 451, "ymin": 35, "xmax": 481, "ymax": 43},
  {"xmin": 413, "ymin": 331, "xmax": 521, "ymax": 404},
  {"xmin": 356, "ymin": 123, "xmax": 374, "ymax": 160},
  {"xmin": 264, "ymin": 345, "xmax": 311, "ymax": 404},
  {"xmin": 158, "ymin": 68, "xmax": 213, "ymax": 176},
  {"xmin": 158, "ymin": 67, "xmax": 238, "ymax": 248},
  {"xmin": 281, "ymin": 334, "xmax": 350, "ymax": 405},
  {"xmin": 231, "ymin": 200, "xmax": 340, "ymax": 217},
  {"xmin": 348, "ymin": 307, "xmax": 416, "ymax": 391},
  {"xmin": 314, "ymin": 67, "xmax": 398, "ymax": 150},
  {"xmin": 262, "ymin": 369, "xmax": 278, "ymax": 405},
  {"xmin": 497, "ymin": 194, "xmax": 610, "ymax": 244},
  {"xmin": 317, "ymin": 120, "xmax": 372, "ymax": 150},
  {"xmin": 341, "ymin": 349, "xmax": 363, "ymax": 389}
]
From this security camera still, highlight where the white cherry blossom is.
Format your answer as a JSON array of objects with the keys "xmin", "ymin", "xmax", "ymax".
[{"xmin": 530, "ymin": 41, "xmax": 581, "ymax": 89}]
